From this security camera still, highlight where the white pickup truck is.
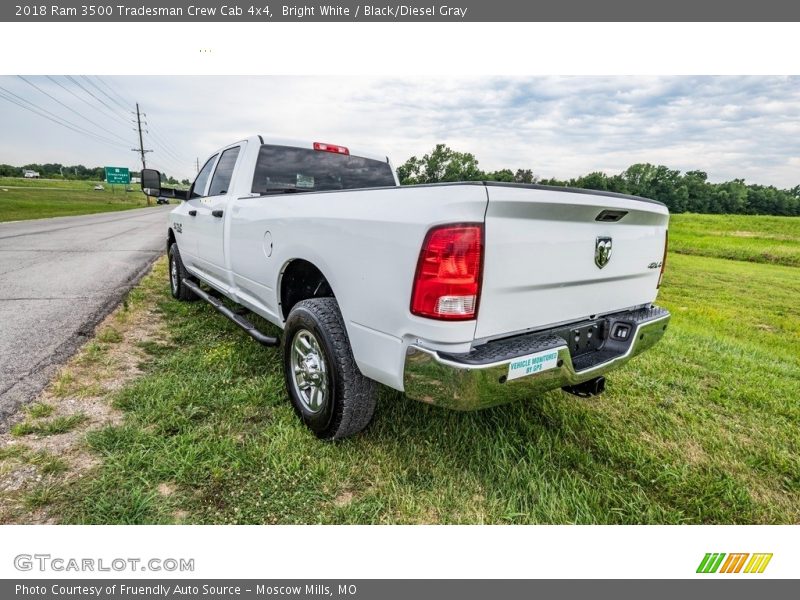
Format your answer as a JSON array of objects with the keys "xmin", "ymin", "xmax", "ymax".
[{"xmin": 141, "ymin": 136, "xmax": 670, "ymax": 440}]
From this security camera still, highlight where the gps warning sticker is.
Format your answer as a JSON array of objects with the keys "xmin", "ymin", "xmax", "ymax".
[{"xmin": 507, "ymin": 349, "xmax": 560, "ymax": 381}]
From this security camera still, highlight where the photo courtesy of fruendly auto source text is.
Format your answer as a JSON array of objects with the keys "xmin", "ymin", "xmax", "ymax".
[{"xmin": 0, "ymin": 0, "xmax": 798, "ymax": 596}]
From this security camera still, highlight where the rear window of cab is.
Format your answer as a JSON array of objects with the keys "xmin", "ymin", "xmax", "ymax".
[{"xmin": 251, "ymin": 144, "xmax": 396, "ymax": 194}]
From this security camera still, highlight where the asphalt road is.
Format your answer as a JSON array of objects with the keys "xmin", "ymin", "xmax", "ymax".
[{"xmin": 0, "ymin": 206, "xmax": 171, "ymax": 426}]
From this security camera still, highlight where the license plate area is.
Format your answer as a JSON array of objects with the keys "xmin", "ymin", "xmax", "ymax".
[{"xmin": 555, "ymin": 320, "xmax": 606, "ymax": 357}]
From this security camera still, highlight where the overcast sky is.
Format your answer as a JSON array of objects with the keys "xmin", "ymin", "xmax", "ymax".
[{"xmin": 0, "ymin": 75, "xmax": 798, "ymax": 187}]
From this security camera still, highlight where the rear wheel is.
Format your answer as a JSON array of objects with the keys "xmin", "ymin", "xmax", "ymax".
[
  {"xmin": 282, "ymin": 298, "xmax": 377, "ymax": 440},
  {"xmin": 168, "ymin": 243, "xmax": 198, "ymax": 301}
]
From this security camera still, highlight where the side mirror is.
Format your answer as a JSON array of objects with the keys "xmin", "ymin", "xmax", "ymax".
[{"xmin": 141, "ymin": 168, "xmax": 162, "ymax": 196}]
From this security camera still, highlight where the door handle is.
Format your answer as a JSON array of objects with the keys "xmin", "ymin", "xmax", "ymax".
[
  {"xmin": 212, "ymin": 210, "xmax": 224, "ymax": 218},
  {"xmin": 188, "ymin": 210, "xmax": 197, "ymax": 216}
]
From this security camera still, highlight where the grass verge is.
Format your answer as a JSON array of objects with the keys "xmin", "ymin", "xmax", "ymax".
[
  {"xmin": 0, "ymin": 177, "xmax": 150, "ymax": 222},
  {"xmin": 669, "ymin": 213, "xmax": 800, "ymax": 266},
  {"xmin": 0, "ymin": 263, "xmax": 169, "ymax": 523}
]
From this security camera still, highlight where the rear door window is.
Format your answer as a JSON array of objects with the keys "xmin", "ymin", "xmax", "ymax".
[{"xmin": 208, "ymin": 146, "xmax": 241, "ymax": 196}]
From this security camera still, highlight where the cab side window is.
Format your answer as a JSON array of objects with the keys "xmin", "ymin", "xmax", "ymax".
[
  {"xmin": 190, "ymin": 154, "xmax": 218, "ymax": 199},
  {"xmin": 208, "ymin": 146, "xmax": 241, "ymax": 196}
]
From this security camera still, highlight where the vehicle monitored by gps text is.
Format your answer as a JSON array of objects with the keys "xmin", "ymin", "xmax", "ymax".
[{"xmin": 141, "ymin": 136, "xmax": 671, "ymax": 440}]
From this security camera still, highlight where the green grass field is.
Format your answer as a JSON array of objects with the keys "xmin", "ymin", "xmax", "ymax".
[
  {"xmin": 0, "ymin": 177, "xmax": 149, "ymax": 222},
  {"xmin": 5, "ymin": 214, "xmax": 800, "ymax": 524},
  {"xmin": 669, "ymin": 213, "xmax": 800, "ymax": 267}
]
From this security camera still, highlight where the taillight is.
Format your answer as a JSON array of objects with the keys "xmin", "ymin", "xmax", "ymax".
[
  {"xmin": 410, "ymin": 224, "xmax": 484, "ymax": 320},
  {"xmin": 658, "ymin": 230, "xmax": 668, "ymax": 288},
  {"xmin": 313, "ymin": 142, "xmax": 349, "ymax": 155}
]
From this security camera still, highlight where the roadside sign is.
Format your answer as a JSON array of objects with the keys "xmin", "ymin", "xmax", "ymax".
[{"xmin": 104, "ymin": 166, "xmax": 130, "ymax": 185}]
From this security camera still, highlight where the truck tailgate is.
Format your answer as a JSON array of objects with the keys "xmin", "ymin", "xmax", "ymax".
[{"xmin": 475, "ymin": 184, "xmax": 669, "ymax": 340}]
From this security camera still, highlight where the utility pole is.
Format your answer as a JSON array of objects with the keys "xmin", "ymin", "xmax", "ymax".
[
  {"xmin": 131, "ymin": 102, "xmax": 152, "ymax": 205},
  {"xmin": 196, "ymin": 157, "xmax": 200, "ymax": 173}
]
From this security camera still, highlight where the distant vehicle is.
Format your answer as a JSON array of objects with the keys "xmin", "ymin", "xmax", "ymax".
[
  {"xmin": 156, "ymin": 196, "xmax": 170, "ymax": 205},
  {"xmin": 23, "ymin": 170, "xmax": 40, "ymax": 179},
  {"xmin": 141, "ymin": 136, "xmax": 670, "ymax": 440},
  {"xmin": 93, "ymin": 184, "xmax": 104, "ymax": 191}
]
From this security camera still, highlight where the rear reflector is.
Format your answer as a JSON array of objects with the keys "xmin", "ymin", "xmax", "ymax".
[
  {"xmin": 658, "ymin": 230, "xmax": 668, "ymax": 288},
  {"xmin": 410, "ymin": 224, "xmax": 484, "ymax": 321},
  {"xmin": 313, "ymin": 142, "xmax": 349, "ymax": 155}
]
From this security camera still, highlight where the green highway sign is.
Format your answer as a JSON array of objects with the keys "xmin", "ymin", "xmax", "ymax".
[{"xmin": 104, "ymin": 166, "xmax": 130, "ymax": 184}]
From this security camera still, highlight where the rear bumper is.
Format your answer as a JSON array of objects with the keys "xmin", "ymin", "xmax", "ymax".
[{"xmin": 403, "ymin": 305, "xmax": 670, "ymax": 410}]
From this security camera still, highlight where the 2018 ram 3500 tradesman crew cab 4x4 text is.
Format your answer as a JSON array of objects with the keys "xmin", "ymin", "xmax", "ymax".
[{"xmin": 141, "ymin": 136, "xmax": 670, "ymax": 440}]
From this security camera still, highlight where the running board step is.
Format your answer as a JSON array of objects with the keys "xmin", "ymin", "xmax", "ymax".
[{"xmin": 182, "ymin": 279, "xmax": 280, "ymax": 347}]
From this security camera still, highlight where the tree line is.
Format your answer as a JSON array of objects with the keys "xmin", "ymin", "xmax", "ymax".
[
  {"xmin": 4, "ymin": 149, "xmax": 799, "ymax": 216},
  {"xmin": 398, "ymin": 144, "xmax": 800, "ymax": 216},
  {"xmin": 0, "ymin": 163, "xmax": 189, "ymax": 186}
]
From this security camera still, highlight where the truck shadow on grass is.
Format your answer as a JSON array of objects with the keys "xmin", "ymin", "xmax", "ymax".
[{"xmin": 18, "ymin": 256, "xmax": 799, "ymax": 525}]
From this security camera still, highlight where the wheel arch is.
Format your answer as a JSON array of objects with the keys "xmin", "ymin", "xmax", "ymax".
[{"xmin": 278, "ymin": 258, "xmax": 336, "ymax": 321}]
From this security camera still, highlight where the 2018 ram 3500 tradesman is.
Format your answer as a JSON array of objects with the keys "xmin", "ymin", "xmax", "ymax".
[{"xmin": 141, "ymin": 136, "xmax": 670, "ymax": 440}]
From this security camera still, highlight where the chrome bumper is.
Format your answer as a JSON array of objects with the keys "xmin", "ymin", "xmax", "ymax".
[{"xmin": 403, "ymin": 306, "xmax": 670, "ymax": 410}]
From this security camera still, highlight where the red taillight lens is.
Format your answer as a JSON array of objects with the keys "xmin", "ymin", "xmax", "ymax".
[
  {"xmin": 410, "ymin": 224, "xmax": 484, "ymax": 320},
  {"xmin": 658, "ymin": 230, "xmax": 668, "ymax": 288},
  {"xmin": 313, "ymin": 142, "xmax": 349, "ymax": 155}
]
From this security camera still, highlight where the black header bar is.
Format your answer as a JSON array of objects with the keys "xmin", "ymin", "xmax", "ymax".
[{"xmin": 4, "ymin": 1, "xmax": 800, "ymax": 22}]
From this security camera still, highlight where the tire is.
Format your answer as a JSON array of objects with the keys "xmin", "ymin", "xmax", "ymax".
[
  {"xmin": 282, "ymin": 297, "xmax": 377, "ymax": 440},
  {"xmin": 168, "ymin": 242, "xmax": 198, "ymax": 301}
]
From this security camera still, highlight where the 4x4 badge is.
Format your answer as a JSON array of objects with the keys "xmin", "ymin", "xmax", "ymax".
[{"xmin": 595, "ymin": 237, "xmax": 612, "ymax": 269}]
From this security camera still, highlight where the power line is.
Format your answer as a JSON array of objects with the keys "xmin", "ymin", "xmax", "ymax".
[
  {"xmin": 0, "ymin": 86, "xmax": 131, "ymax": 152},
  {"xmin": 143, "ymin": 142, "xmax": 187, "ymax": 175},
  {"xmin": 146, "ymin": 160, "xmax": 190, "ymax": 181},
  {"xmin": 148, "ymin": 127, "xmax": 188, "ymax": 160},
  {"xmin": 59, "ymin": 76, "xmax": 173, "ymax": 170},
  {"xmin": 83, "ymin": 75, "xmax": 131, "ymax": 114},
  {"xmin": 94, "ymin": 76, "xmax": 193, "ymax": 170},
  {"xmin": 47, "ymin": 76, "xmax": 131, "ymax": 128},
  {"xmin": 3, "ymin": 75, "xmax": 189, "ymax": 180},
  {"xmin": 78, "ymin": 75, "xmax": 131, "ymax": 122},
  {"xmin": 96, "ymin": 77, "xmax": 187, "ymax": 168},
  {"xmin": 16, "ymin": 76, "xmax": 132, "ymax": 145},
  {"xmin": 146, "ymin": 130, "xmax": 190, "ymax": 166},
  {"xmin": 65, "ymin": 75, "xmax": 131, "ymax": 125},
  {"xmin": 146, "ymin": 148, "xmax": 192, "ymax": 180},
  {"xmin": 0, "ymin": 84, "xmax": 131, "ymax": 150},
  {"xmin": 94, "ymin": 76, "xmax": 134, "ymax": 108},
  {"xmin": 140, "ymin": 115, "xmax": 193, "ymax": 176},
  {"xmin": 147, "ymin": 153, "xmax": 187, "ymax": 178},
  {"xmin": 78, "ymin": 82, "xmax": 184, "ymax": 173}
]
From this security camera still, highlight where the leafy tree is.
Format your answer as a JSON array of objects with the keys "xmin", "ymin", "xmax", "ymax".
[
  {"xmin": 514, "ymin": 169, "xmax": 536, "ymax": 184},
  {"xmin": 573, "ymin": 171, "xmax": 610, "ymax": 191},
  {"xmin": 0, "ymin": 164, "xmax": 21, "ymax": 177},
  {"xmin": 485, "ymin": 169, "xmax": 515, "ymax": 182},
  {"xmin": 398, "ymin": 146, "xmax": 800, "ymax": 216},
  {"xmin": 538, "ymin": 177, "xmax": 568, "ymax": 187},
  {"xmin": 397, "ymin": 144, "xmax": 484, "ymax": 184}
]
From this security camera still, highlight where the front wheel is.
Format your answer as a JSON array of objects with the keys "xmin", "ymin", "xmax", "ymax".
[
  {"xmin": 282, "ymin": 298, "xmax": 377, "ymax": 440},
  {"xmin": 168, "ymin": 243, "xmax": 198, "ymax": 301}
]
